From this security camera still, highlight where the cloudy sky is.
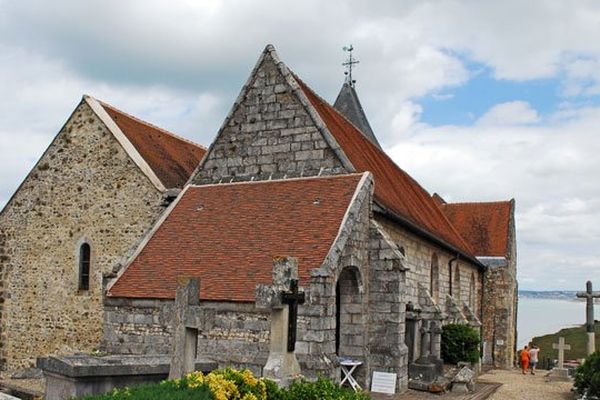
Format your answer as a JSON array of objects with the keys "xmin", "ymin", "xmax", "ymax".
[{"xmin": 1, "ymin": 0, "xmax": 599, "ymax": 290}]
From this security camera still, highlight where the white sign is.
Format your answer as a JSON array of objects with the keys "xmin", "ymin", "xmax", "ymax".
[
  {"xmin": 371, "ymin": 371, "xmax": 397, "ymax": 394},
  {"xmin": 496, "ymin": 339, "xmax": 505, "ymax": 346}
]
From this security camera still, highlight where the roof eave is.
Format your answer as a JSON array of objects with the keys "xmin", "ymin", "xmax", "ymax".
[{"xmin": 373, "ymin": 202, "xmax": 485, "ymax": 270}]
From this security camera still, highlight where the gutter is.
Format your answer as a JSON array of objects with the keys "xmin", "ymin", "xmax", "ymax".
[{"xmin": 374, "ymin": 202, "xmax": 485, "ymax": 271}]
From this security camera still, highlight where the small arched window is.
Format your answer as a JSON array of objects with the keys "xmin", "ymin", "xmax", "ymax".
[
  {"xmin": 454, "ymin": 265, "xmax": 461, "ymax": 300},
  {"xmin": 79, "ymin": 243, "xmax": 91, "ymax": 291},
  {"xmin": 469, "ymin": 273, "xmax": 476, "ymax": 310},
  {"xmin": 430, "ymin": 253, "xmax": 439, "ymax": 301}
]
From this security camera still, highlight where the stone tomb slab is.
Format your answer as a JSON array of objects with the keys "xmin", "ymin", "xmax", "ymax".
[{"xmin": 38, "ymin": 354, "xmax": 216, "ymax": 400}]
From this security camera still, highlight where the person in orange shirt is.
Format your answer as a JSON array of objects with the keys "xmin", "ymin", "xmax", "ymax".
[{"xmin": 520, "ymin": 345, "xmax": 530, "ymax": 374}]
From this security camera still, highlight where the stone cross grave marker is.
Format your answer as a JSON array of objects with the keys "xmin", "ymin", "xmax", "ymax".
[
  {"xmin": 256, "ymin": 256, "xmax": 305, "ymax": 385},
  {"xmin": 169, "ymin": 277, "xmax": 214, "ymax": 380},
  {"xmin": 281, "ymin": 279, "xmax": 305, "ymax": 352},
  {"xmin": 576, "ymin": 280, "xmax": 600, "ymax": 355},
  {"xmin": 552, "ymin": 337, "xmax": 571, "ymax": 369}
]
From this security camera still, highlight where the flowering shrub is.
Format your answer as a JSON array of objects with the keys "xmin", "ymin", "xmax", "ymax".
[{"xmin": 80, "ymin": 368, "xmax": 369, "ymax": 400}]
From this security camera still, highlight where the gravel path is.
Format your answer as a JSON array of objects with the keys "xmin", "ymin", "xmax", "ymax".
[{"xmin": 479, "ymin": 369, "xmax": 574, "ymax": 400}]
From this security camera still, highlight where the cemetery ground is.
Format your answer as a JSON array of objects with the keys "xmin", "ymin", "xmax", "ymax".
[
  {"xmin": 0, "ymin": 368, "xmax": 576, "ymax": 400},
  {"xmin": 531, "ymin": 322, "xmax": 600, "ymax": 363}
]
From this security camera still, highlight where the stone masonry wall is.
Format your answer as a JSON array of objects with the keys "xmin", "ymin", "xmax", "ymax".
[
  {"xmin": 297, "ymin": 178, "xmax": 372, "ymax": 385},
  {"xmin": 192, "ymin": 51, "xmax": 346, "ymax": 185},
  {"xmin": 368, "ymin": 221, "xmax": 409, "ymax": 391},
  {"xmin": 103, "ymin": 298, "xmax": 270, "ymax": 376},
  {"xmin": 481, "ymin": 201, "xmax": 517, "ymax": 368},
  {"xmin": 102, "ymin": 174, "xmax": 376, "ymax": 385},
  {"xmin": 375, "ymin": 215, "xmax": 483, "ymax": 320},
  {"xmin": 0, "ymin": 101, "xmax": 165, "ymax": 371}
]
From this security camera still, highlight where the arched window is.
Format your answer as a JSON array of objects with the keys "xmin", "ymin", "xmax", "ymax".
[
  {"xmin": 430, "ymin": 254, "xmax": 439, "ymax": 301},
  {"xmin": 79, "ymin": 243, "xmax": 91, "ymax": 290},
  {"xmin": 469, "ymin": 273, "xmax": 476, "ymax": 310},
  {"xmin": 454, "ymin": 265, "xmax": 461, "ymax": 301}
]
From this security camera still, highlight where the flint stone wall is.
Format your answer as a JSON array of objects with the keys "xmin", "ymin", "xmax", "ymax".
[{"xmin": 0, "ymin": 101, "xmax": 165, "ymax": 371}]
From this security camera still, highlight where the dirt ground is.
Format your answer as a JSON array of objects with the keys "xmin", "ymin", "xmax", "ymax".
[
  {"xmin": 370, "ymin": 368, "xmax": 574, "ymax": 400},
  {"xmin": 480, "ymin": 369, "xmax": 575, "ymax": 400}
]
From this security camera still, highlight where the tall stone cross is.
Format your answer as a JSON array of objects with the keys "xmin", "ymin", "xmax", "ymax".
[
  {"xmin": 256, "ymin": 256, "xmax": 305, "ymax": 385},
  {"xmin": 168, "ymin": 277, "xmax": 215, "ymax": 380},
  {"xmin": 576, "ymin": 280, "xmax": 600, "ymax": 355},
  {"xmin": 281, "ymin": 279, "xmax": 306, "ymax": 352},
  {"xmin": 552, "ymin": 337, "xmax": 571, "ymax": 369}
]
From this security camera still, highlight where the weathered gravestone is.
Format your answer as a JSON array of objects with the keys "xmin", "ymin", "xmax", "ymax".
[
  {"xmin": 169, "ymin": 277, "xmax": 216, "ymax": 380},
  {"xmin": 547, "ymin": 337, "xmax": 571, "ymax": 381},
  {"xmin": 408, "ymin": 319, "xmax": 444, "ymax": 391},
  {"xmin": 38, "ymin": 354, "xmax": 216, "ymax": 400},
  {"xmin": 576, "ymin": 280, "xmax": 600, "ymax": 356},
  {"xmin": 451, "ymin": 366, "xmax": 475, "ymax": 394},
  {"xmin": 255, "ymin": 256, "xmax": 305, "ymax": 385}
]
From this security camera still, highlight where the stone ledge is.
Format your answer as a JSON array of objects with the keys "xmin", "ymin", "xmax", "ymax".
[{"xmin": 37, "ymin": 354, "xmax": 216, "ymax": 378}]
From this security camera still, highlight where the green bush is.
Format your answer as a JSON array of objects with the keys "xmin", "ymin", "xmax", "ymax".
[
  {"xmin": 574, "ymin": 351, "xmax": 600, "ymax": 398},
  {"xmin": 441, "ymin": 323, "xmax": 480, "ymax": 364},
  {"xmin": 269, "ymin": 376, "xmax": 369, "ymax": 400},
  {"xmin": 79, "ymin": 369, "xmax": 370, "ymax": 400}
]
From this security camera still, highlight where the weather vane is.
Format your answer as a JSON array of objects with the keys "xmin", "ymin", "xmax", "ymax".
[{"xmin": 342, "ymin": 44, "xmax": 359, "ymax": 87}]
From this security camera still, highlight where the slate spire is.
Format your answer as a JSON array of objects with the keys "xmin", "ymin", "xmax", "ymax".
[
  {"xmin": 334, "ymin": 46, "xmax": 382, "ymax": 148},
  {"xmin": 333, "ymin": 83, "xmax": 381, "ymax": 148}
]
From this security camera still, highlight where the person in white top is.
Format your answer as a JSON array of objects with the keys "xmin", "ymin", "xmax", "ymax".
[{"xmin": 528, "ymin": 345, "xmax": 540, "ymax": 375}]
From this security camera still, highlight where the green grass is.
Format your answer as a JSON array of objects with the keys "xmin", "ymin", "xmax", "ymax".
[
  {"xmin": 78, "ymin": 381, "xmax": 214, "ymax": 400},
  {"xmin": 530, "ymin": 321, "xmax": 600, "ymax": 361}
]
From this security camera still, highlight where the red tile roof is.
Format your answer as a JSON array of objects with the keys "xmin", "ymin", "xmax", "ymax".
[
  {"xmin": 296, "ymin": 79, "xmax": 475, "ymax": 257},
  {"xmin": 108, "ymin": 173, "xmax": 366, "ymax": 301},
  {"xmin": 101, "ymin": 102, "xmax": 206, "ymax": 189},
  {"xmin": 439, "ymin": 201, "xmax": 512, "ymax": 257}
]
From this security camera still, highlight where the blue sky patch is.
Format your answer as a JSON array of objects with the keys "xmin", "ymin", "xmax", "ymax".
[{"xmin": 419, "ymin": 63, "xmax": 561, "ymax": 126}]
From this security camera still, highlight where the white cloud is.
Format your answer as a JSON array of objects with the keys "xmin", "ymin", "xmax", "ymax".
[
  {"xmin": 563, "ymin": 58, "xmax": 600, "ymax": 96},
  {"xmin": 477, "ymin": 101, "xmax": 540, "ymax": 126},
  {"xmin": 0, "ymin": 44, "xmax": 228, "ymax": 206},
  {"xmin": 387, "ymin": 104, "xmax": 600, "ymax": 290}
]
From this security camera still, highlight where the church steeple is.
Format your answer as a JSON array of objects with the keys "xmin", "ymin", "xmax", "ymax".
[{"xmin": 333, "ymin": 45, "xmax": 382, "ymax": 149}]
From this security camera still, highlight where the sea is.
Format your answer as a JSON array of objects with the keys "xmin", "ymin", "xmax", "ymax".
[{"xmin": 517, "ymin": 297, "xmax": 587, "ymax": 348}]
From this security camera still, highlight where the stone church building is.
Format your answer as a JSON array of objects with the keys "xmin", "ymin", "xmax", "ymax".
[{"xmin": 0, "ymin": 45, "xmax": 517, "ymax": 392}]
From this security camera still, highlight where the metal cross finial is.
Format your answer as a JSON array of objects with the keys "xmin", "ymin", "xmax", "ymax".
[{"xmin": 342, "ymin": 44, "xmax": 360, "ymax": 87}]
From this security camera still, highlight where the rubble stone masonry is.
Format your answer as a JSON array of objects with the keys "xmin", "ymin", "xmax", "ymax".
[
  {"xmin": 375, "ymin": 216, "xmax": 482, "ymax": 319},
  {"xmin": 0, "ymin": 101, "xmax": 165, "ymax": 371},
  {"xmin": 192, "ymin": 50, "xmax": 347, "ymax": 185},
  {"xmin": 481, "ymin": 201, "xmax": 517, "ymax": 368}
]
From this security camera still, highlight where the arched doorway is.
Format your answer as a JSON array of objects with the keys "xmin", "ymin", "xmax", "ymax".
[{"xmin": 335, "ymin": 267, "xmax": 363, "ymax": 356}]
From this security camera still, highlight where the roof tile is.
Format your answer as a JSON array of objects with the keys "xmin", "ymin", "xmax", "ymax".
[
  {"xmin": 296, "ymin": 78, "xmax": 475, "ymax": 257},
  {"xmin": 101, "ymin": 102, "xmax": 206, "ymax": 189},
  {"xmin": 108, "ymin": 174, "xmax": 365, "ymax": 301},
  {"xmin": 439, "ymin": 201, "xmax": 513, "ymax": 257}
]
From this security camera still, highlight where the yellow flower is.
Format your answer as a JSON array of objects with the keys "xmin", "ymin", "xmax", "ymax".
[
  {"xmin": 241, "ymin": 394, "xmax": 258, "ymax": 400},
  {"xmin": 242, "ymin": 369, "xmax": 259, "ymax": 386},
  {"xmin": 206, "ymin": 373, "xmax": 239, "ymax": 400},
  {"xmin": 186, "ymin": 371, "xmax": 205, "ymax": 388}
]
